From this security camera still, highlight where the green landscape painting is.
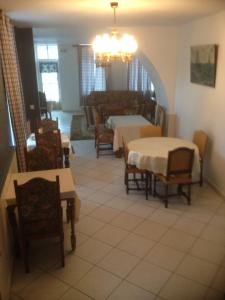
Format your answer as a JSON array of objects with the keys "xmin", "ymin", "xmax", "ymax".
[{"xmin": 191, "ymin": 44, "xmax": 218, "ymax": 87}]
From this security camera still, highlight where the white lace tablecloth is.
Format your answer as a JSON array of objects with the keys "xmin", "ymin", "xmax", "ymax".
[
  {"xmin": 128, "ymin": 137, "xmax": 200, "ymax": 179},
  {"xmin": 107, "ymin": 115, "xmax": 150, "ymax": 151}
]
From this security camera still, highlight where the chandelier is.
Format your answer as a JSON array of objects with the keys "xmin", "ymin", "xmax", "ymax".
[{"xmin": 92, "ymin": 2, "xmax": 138, "ymax": 66}]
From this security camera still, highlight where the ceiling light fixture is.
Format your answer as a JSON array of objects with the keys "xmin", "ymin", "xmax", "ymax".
[{"xmin": 92, "ymin": 2, "xmax": 138, "ymax": 66}]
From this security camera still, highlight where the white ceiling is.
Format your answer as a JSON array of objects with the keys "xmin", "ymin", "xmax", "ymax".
[{"xmin": 2, "ymin": 0, "xmax": 225, "ymax": 27}]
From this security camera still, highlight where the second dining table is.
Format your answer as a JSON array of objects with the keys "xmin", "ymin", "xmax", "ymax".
[
  {"xmin": 107, "ymin": 115, "xmax": 150, "ymax": 151},
  {"xmin": 128, "ymin": 137, "xmax": 200, "ymax": 179}
]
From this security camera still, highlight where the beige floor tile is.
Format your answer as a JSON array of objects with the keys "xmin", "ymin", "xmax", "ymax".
[
  {"xmin": 160, "ymin": 228, "xmax": 196, "ymax": 252},
  {"xmin": 177, "ymin": 254, "xmax": 218, "ymax": 286},
  {"xmin": 90, "ymin": 205, "xmax": 120, "ymax": 222},
  {"xmin": 210, "ymin": 214, "xmax": 225, "ymax": 230},
  {"xmin": 49, "ymin": 256, "xmax": 93, "ymax": 286},
  {"xmin": 190, "ymin": 238, "xmax": 225, "ymax": 264},
  {"xmin": 86, "ymin": 190, "xmax": 114, "ymax": 204},
  {"xmin": 18, "ymin": 273, "xmax": 69, "ymax": 300},
  {"xmin": 212, "ymin": 267, "xmax": 225, "ymax": 292},
  {"xmin": 127, "ymin": 260, "xmax": 171, "ymax": 294},
  {"xmin": 126, "ymin": 203, "xmax": 156, "ymax": 218},
  {"xmin": 159, "ymin": 274, "xmax": 207, "ymax": 300},
  {"xmin": 79, "ymin": 200, "xmax": 100, "ymax": 215},
  {"xmin": 110, "ymin": 212, "xmax": 143, "ymax": 231},
  {"xmin": 76, "ymin": 215, "xmax": 105, "ymax": 236},
  {"xmin": 75, "ymin": 267, "xmax": 121, "ymax": 300},
  {"xmin": 108, "ymin": 281, "xmax": 155, "ymax": 300},
  {"xmin": 75, "ymin": 238, "xmax": 112, "ymax": 263},
  {"xmin": 98, "ymin": 248, "xmax": 139, "ymax": 278},
  {"xmin": 203, "ymin": 288, "xmax": 224, "ymax": 300},
  {"xmin": 145, "ymin": 243, "xmax": 185, "ymax": 271},
  {"xmin": 93, "ymin": 224, "xmax": 129, "ymax": 246},
  {"xmin": 60, "ymin": 288, "xmax": 91, "ymax": 300},
  {"xmin": 183, "ymin": 207, "xmax": 214, "ymax": 223},
  {"xmin": 200, "ymin": 224, "xmax": 225, "ymax": 246},
  {"xmin": 173, "ymin": 216, "xmax": 205, "ymax": 237},
  {"xmin": 134, "ymin": 220, "xmax": 168, "ymax": 241},
  {"xmin": 105, "ymin": 196, "xmax": 137, "ymax": 211},
  {"xmin": 101, "ymin": 183, "xmax": 125, "ymax": 195},
  {"xmin": 117, "ymin": 233, "xmax": 155, "ymax": 258},
  {"xmin": 11, "ymin": 261, "xmax": 43, "ymax": 294},
  {"xmin": 148, "ymin": 209, "xmax": 179, "ymax": 227}
]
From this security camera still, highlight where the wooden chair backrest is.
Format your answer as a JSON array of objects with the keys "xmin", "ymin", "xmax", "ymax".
[
  {"xmin": 167, "ymin": 147, "xmax": 194, "ymax": 179},
  {"xmin": 37, "ymin": 118, "xmax": 58, "ymax": 133},
  {"xmin": 122, "ymin": 138, "xmax": 129, "ymax": 165},
  {"xmin": 140, "ymin": 125, "xmax": 162, "ymax": 138},
  {"xmin": 14, "ymin": 176, "xmax": 62, "ymax": 238},
  {"xmin": 193, "ymin": 130, "xmax": 208, "ymax": 160},
  {"xmin": 155, "ymin": 104, "xmax": 165, "ymax": 128},
  {"xmin": 24, "ymin": 146, "xmax": 58, "ymax": 171},
  {"xmin": 35, "ymin": 129, "xmax": 63, "ymax": 167}
]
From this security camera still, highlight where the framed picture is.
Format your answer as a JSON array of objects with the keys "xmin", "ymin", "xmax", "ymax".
[{"xmin": 190, "ymin": 44, "xmax": 218, "ymax": 87}]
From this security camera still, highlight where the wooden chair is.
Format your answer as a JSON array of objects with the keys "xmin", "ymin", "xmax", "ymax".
[
  {"xmin": 193, "ymin": 130, "xmax": 208, "ymax": 186},
  {"xmin": 14, "ymin": 176, "xmax": 64, "ymax": 273},
  {"xmin": 140, "ymin": 124, "xmax": 162, "ymax": 138},
  {"xmin": 153, "ymin": 147, "xmax": 194, "ymax": 208},
  {"xmin": 95, "ymin": 109, "xmax": 114, "ymax": 158},
  {"xmin": 36, "ymin": 118, "xmax": 58, "ymax": 133},
  {"xmin": 38, "ymin": 91, "xmax": 52, "ymax": 119},
  {"xmin": 122, "ymin": 139, "xmax": 149, "ymax": 200},
  {"xmin": 24, "ymin": 146, "xmax": 58, "ymax": 171},
  {"xmin": 35, "ymin": 129, "xmax": 63, "ymax": 168},
  {"xmin": 154, "ymin": 104, "xmax": 165, "ymax": 129}
]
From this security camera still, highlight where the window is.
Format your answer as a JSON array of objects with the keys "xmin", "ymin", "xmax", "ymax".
[{"xmin": 36, "ymin": 44, "xmax": 60, "ymax": 102}]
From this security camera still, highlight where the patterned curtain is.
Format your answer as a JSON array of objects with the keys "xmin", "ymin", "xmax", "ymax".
[
  {"xmin": 0, "ymin": 11, "xmax": 27, "ymax": 171},
  {"xmin": 77, "ymin": 45, "xmax": 106, "ymax": 106}
]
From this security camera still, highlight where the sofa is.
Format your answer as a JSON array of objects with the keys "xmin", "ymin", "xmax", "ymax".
[{"xmin": 83, "ymin": 90, "xmax": 156, "ymax": 127}]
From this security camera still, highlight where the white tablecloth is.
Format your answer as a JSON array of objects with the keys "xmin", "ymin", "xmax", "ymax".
[
  {"xmin": 107, "ymin": 115, "xmax": 150, "ymax": 151},
  {"xmin": 128, "ymin": 137, "xmax": 200, "ymax": 179}
]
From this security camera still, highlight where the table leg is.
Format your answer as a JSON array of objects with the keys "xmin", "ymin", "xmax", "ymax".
[{"xmin": 63, "ymin": 147, "xmax": 70, "ymax": 168}]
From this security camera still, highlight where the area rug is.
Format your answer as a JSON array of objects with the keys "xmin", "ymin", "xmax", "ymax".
[{"xmin": 70, "ymin": 115, "xmax": 95, "ymax": 140}]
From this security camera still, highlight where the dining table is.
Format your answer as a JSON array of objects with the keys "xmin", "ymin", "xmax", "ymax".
[
  {"xmin": 27, "ymin": 132, "xmax": 75, "ymax": 167},
  {"xmin": 107, "ymin": 115, "xmax": 150, "ymax": 151},
  {"xmin": 128, "ymin": 137, "xmax": 200, "ymax": 179},
  {"xmin": 4, "ymin": 168, "xmax": 80, "ymax": 254}
]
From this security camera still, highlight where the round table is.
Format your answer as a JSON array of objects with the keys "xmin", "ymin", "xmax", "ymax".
[{"xmin": 127, "ymin": 137, "xmax": 200, "ymax": 178}]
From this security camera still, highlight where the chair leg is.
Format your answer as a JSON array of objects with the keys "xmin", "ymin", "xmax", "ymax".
[
  {"xmin": 149, "ymin": 172, "xmax": 152, "ymax": 196},
  {"xmin": 60, "ymin": 234, "xmax": 65, "ymax": 268},
  {"xmin": 153, "ymin": 175, "xmax": 157, "ymax": 197},
  {"xmin": 200, "ymin": 160, "xmax": 203, "ymax": 187},
  {"xmin": 96, "ymin": 142, "xmax": 99, "ymax": 159},
  {"xmin": 145, "ymin": 172, "xmax": 148, "ymax": 200},
  {"xmin": 164, "ymin": 185, "xmax": 168, "ymax": 208},
  {"xmin": 21, "ymin": 239, "xmax": 29, "ymax": 273},
  {"xmin": 187, "ymin": 184, "xmax": 191, "ymax": 205}
]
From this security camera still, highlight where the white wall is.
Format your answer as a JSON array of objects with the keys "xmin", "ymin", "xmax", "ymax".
[
  {"xmin": 108, "ymin": 61, "xmax": 128, "ymax": 90},
  {"xmin": 58, "ymin": 45, "xmax": 80, "ymax": 112},
  {"xmin": 175, "ymin": 10, "xmax": 225, "ymax": 196}
]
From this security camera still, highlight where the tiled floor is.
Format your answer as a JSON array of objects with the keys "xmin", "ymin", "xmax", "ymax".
[{"xmin": 10, "ymin": 113, "xmax": 225, "ymax": 300}]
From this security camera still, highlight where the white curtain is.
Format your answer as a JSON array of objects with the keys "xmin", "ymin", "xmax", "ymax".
[
  {"xmin": 128, "ymin": 58, "xmax": 152, "ymax": 94},
  {"xmin": 77, "ymin": 45, "xmax": 106, "ymax": 105}
]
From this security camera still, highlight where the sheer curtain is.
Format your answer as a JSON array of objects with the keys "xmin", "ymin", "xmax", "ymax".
[
  {"xmin": 128, "ymin": 58, "xmax": 152, "ymax": 94},
  {"xmin": 0, "ymin": 11, "xmax": 27, "ymax": 171},
  {"xmin": 77, "ymin": 45, "xmax": 106, "ymax": 106}
]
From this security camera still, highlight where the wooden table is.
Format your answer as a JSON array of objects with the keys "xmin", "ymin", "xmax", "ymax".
[
  {"xmin": 128, "ymin": 137, "xmax": 200, "ymax": 178},
  {"xmin": 27, "ymin": 133, "xmax": 74, "ymax": 167},
  {"xmin": 4, "ymin": 168, "xmax": 78, "ymax": 254},
  {"xmin": 107, "ymin": 115, "xmax": 150, "ymax": 152}
]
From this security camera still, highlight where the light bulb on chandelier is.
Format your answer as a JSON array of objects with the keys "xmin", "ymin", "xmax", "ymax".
[{"xmin": 92, "ymin": 2, "xmax": 138, "ymax": 66}]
